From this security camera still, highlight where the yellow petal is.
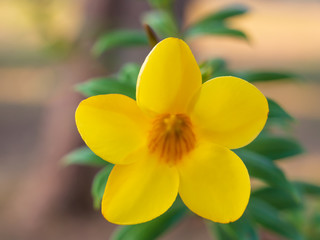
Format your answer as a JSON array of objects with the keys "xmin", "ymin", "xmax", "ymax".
[
  {"xmin": 75, "ymin": 94, "xmax": 149, "ymax": 164},
  {"xmin": 102, "ymin": 148, "xmax": 179, "ymax": 225},
  {"xmin": 191, "ymin": 76, "xmax": 268, "ymax": 149},
  {"xmin": 178, "ymin": 142, "xmax": 250, "ymax": 223},
  {"xmin": 137, "ymin": 37, "xmax": 202, "ymax": 115}
]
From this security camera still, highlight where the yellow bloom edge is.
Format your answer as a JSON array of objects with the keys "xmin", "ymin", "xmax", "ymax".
[{"xmin": 75, "ymin": 37, "xmax": 269, "ymax": 225}]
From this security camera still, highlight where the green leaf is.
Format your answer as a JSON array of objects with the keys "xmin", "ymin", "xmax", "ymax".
[
  {"xmin": 143, "ymin": 11, "xmax": 179, "ymax": 38},
  {"xmin": 294, "ymin": 181, "xmax": 320, "ymax": 197},
  {"xmin": 235, "ymin": 149, "xmax": 296, "ymax": 195},
  {"xmin": 117, "ymin": 63, "xmax": 140, "ymax": 86},
  {"xmin": 267, "ymin": 98, "xmax": 294, "ymax": 125},
  {"xmin": 237, "ymin": 71, "xmax": 295, "ymax": 83},
  {"xmin": 92, "ymin": 30, "xmax": 148, "ymax": 56},
  {"xmin": 200, "ymin": 58, "xmax": 229, "ymax": 82},
  {"xmin": 75, "ymin": 77, "xmax": 136, "ymax": 99},
  {"xmin": 308, "ymin": 211, "xmax": 320, "ymax": 239},
  {"xmin": 76, "ymin": 63, "xmax": 140, "ymax": 99},
  {"xmin": 211, "ymin": 215, "xmax": 258, "ymax": 240},
  {"xmin": 111, "ymin": 201, "xmax": 187, "ymax": 240},
  {"xmin": 91, "ymin": 165, "xmax": 114, "ymax": 210},
  {"xmin": 247, "ymin": 198, "xmax": 303, "ymax": 240},
  {"xmin": 201, "ymin": 4, "xmax": 248, "ymax": 22},
  {"xmin": 185, "ymin": 4, "xmax": 248, "ymax": 39},
  {"xmin": 184, "ymin": 4, "xmax": 248, "ymax": 40},
  {"xmin": 186, "ymin": 21, "xmax": 247, "ymax": 40},
  {"xmin": 243, "ymin": 133, "xmax": 304, "ymax": 160},
  {"xmin": 252, "ymin": 187, "xmax": 302, "ymax": 210},
  {"xmin": 62, "ymin": 146, "xmax": 107, "ymax": 167},
  {"xmin": 147, "ymin": 0, "xmax": 174, "ymax": 10}
]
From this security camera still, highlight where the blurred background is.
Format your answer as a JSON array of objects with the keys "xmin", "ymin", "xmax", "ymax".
[{"xmin": 0, "ymin": 0, "xmax": 319, "ymax": 239}]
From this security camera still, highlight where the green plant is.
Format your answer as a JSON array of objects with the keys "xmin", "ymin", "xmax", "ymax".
[{"xmin": 63, "ymin": 1, "xmax": 320, "ymax": 239}]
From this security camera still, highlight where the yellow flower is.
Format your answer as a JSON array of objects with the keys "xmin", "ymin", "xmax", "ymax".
[{"xmin": 75, "ymin": 38, "xmax": 268, "ymax": 225}]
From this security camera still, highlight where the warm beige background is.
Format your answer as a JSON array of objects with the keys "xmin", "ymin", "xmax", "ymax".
[{"xmin": 0, "ymin": 0, "xmax": 319, "ymax": 239}]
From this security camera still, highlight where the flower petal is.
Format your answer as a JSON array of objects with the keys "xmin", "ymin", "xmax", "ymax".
[
  {"xmin": 102, "ymin": 149, "xmax": 179, "ymax": 225},
  {"xmin": 191, "ymin": 76, "xmax": 268, "ymax": 149},
  {"xmin": 178, "ymin": 142, "xmax": 250, "ymax": 223},
  {"xmin": 137, "ymin": 38, "xmax": 202, "ymax": 115},
  {"xmin": 75, "ymin": 94, "xmax": 149, "ymax": 164}
]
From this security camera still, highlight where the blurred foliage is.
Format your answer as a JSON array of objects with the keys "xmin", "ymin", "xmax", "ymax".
[
  {"xmin": 91, "ymin": 164, "xmax": 114, "ymax": 210},
  {"xmin": 92, "ymin": 31, "xmax": 149, "ymax": 57},
  {"xmin": 65, "ymin": 1, "xmax": 320, "ymax": 240},
  {"xmin": 63, "ymin": 146, "xmax": 107, "ymax": 167},
  {"xmin": 75, "ymin": 63, "xmax": 139, "ymax": 99},
  {"xmin": 111, "ymin": 198, "xmax": 187, "ymax": 240}
]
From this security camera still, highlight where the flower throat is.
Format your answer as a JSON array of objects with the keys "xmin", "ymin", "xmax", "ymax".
[{"xmin": 148, "ymin": 113, "xmax": 196, "ymax": 164}]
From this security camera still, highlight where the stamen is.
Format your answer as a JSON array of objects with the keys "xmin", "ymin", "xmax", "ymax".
[{"xmin": 148, "ymin": 113, "xmax": 196, "ymax": 164}]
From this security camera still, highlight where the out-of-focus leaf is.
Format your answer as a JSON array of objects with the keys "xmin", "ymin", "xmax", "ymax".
[
  {"xmin": 91, "ymin": 164, "xmax": 114, "ymax": 210},
  {"xmin": 252, "ymin": 187, "xmax": 302, "ymax": 210},
  {"xmin": 200, "ymin": 58, "xmax": 229, "ymax": 82},
  {"xmin": 211, "ymin": 69, "xmax": 234, "ymax": 78},
  {"xmin": 75, "ymin": 77, "xmax": 136, "ymax": 99},
  {"xmin": 238, "ymin": 71, "xmax": 295, "ymax": 83},
  {"xmin": 185, "ymin": 4, "xmax": 248, "ymax": 40},
  {"xmin": 243, "ymin": 133, "xmax": 304, "ymax": 160},
  {"xmin": 294, "ymin": 181, "xmax": 320, "ymax": 196},
  {"xmin": 247, "ymin": 198, "xmax": 303, "ymax": 240},
  {"xmin": 235, "ymin": 149, "xmax": 296, "ymax": 195},
  {"xmin": 143, "ymin": 24, "xmax": 159, "ymax": 47},
  {"xmin": 143, "ymin": 11, "xmax": 179, "ymax": 38},
  {"xmin": 76, "ymin": 63, "xmax": 140, "ymax": 99},
  {"xmin": 267, "ymin": 98, "xmax": 294, "ymax": 125},
  {"xmin": 62, "ymin": 146, "xmax": 107, "ymax": 167},
  {"xmin": 185, "ymin": 21, "xmax": 247, "ymax": 40},
  {"xmin": 92, "ymin": 30, "xmax": 148, "ymax": 56},
  {"xmin": 147, "ymin": 0, "xmax": 174, "ymax": 10},
  {"xmin": 212, "ymin": 215, "xmax": 258, "ymax": 240},
  {"xmin": 118, "ymin": 63, "xmax": 140, "ymax": 86},
  {"xmin": 201, "ymin": 4, "xmax": 248, "ymax": 22},
  {"xmin": 308, "ymin": 211, "xmax": 320, "ymax": 239},
  {"xmin": 111, "ymin": 200, "xmax": 187, "ymax": 240}
]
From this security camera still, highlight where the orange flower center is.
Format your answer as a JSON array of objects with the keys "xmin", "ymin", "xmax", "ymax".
[{"xmin": 148, "ymin": 113, "xmax": 196, "ymax": 164}]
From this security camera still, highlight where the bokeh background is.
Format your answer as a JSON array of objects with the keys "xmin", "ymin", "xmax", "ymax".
[{"xmin": 0, "ymin": 0, "xmax": 319, "ymax": 239}]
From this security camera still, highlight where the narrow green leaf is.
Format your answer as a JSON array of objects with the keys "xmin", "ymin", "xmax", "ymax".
[
  {"xmin": 267, "ymin": 98, "xmax": 294, "ymax": 126},
  {"xmin": 211, "ymin": 69, "xmax": 234, "ymax": 78},
  {"xmin": 247, "ymin": 198, "xmax": 303, "ymax": 240},
  {"xmin": 185, "ymin": 4, "xmax": 248, "ymax": 39},
  {"xmin": 92, "ymin": 30, "xmax": 148, "ymax": 56},
  {"xmin": 243, "ymin": 133, "xmax": 304, "ymax": 160},
  {"xmin": 200, "ymin": 58, "xmax": 229, "ymax": 82},
  {"xmin": 143, "ymin": 24, "xmax": 160, "ymax": 47},
  {"xmin": 214, "ymin": 224, "xmax": 234, "ymax": 240},
  {"xmin": 111, "ymin": 201, "xmax": 187, "ymax": 240},
  {"xmin": 91, "ymin": 165, "xmax": 114, "ymax": 210},
  {"xmin": 75, "ymin": 77, "xmax": 136, "ymax": 99},
  {"xmin": 252, "ymin": 187, "xmax": 302, "ymax": 210},
  {"xmin": 235, "ymin": 149, "xmax": 296, "ymax": 195},
  {"xmin": 186, "ymin": 22, "xmax": 247, "ymax": 40},
  {"xmin": 294, "ymin": 181, "xmax": 320, "ymax": 196},
  {"xmin": 117, "ymin": 63, "xmax": 140, "ymax": 86},
  {"xmin": 211, "ymin": 215, "xmax": 258, "ymax": 240},
  {"xmin": 62, "ymin": 146, "xmax": 107, "ymax": 167},
  {"xmin": 143, "ymin": 11, "xmax": 179, "ymax": 38},
  {"xmin": 201, "ymin": 4, "xmax": 248, "ymax": 22},
  {"xmin": 238, "ymin": 71, "xmax": 295, "ymax": 83},
  {"xmin": 147, "ymin": 0, "xmax": 174, "ymax": 10},
  {"xmin": 308, "ymin": 212, "xmax": 320, "ymax": 239},
  {"xmin": 205, "ymin": 58, "xmax": 227, "ymax": 71}
]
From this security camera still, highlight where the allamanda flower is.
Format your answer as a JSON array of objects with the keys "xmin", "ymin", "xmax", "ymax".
[{"xmin": 75, "ymin": 38, "xmax": 268, "ymax": 225}]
